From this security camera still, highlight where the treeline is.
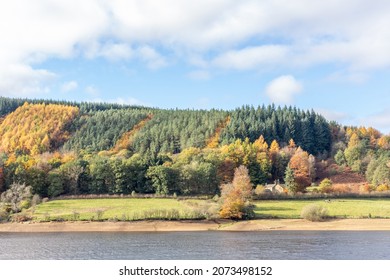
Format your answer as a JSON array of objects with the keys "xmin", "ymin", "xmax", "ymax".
[
  {"xmin": 0, "ymin": 96, "xmax": 145, "ymax": 116},
  {"xmin": 0, "ymin": 136, "xmax": 290, "ymax": 197},
  {"xmin": 220, "ymin": 105, "xmax": 332, "ymax": 155}
]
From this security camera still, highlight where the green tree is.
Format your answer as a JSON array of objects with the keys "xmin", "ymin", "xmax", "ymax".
[{"xmin": 284, "ymin": 166, "xmax": 298, "ymax": 194}]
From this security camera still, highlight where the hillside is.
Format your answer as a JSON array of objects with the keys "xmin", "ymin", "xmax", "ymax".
[
  {"xmin": 0, "ymin": 96, "xmax": 388, "ymax": 199},
  {"xmin": 0, "ymin": 102, "xmax": 79, "ymax": 155}
]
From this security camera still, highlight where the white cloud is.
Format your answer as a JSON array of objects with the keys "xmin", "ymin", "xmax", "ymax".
[
  {"xmin": 2, "ymin": 0, "xmax": 390, "ymax": 96},
  {"xmin": 212, "ymin": 45, "xmax": 287, "ymax": 70},
  {"xmin": 137, "ymin": 46, "xmax": 167, "ymax": 69},
  {"xmin": 0, "ymin": 64, "xmax": 55, "ymax": 96},
  {"xmin": 187, "ymin": 70, "xmax": 210, "ymax": 80},
  {"xmin": 60, "ymin": 81, "xmax": 78, "ymax": 93},
  {"xmin": 265, "ymin": 75, "xmax": 303, "ymax": 104},
  {"xmin": 86, "ymin": 42, "xmax": 133, "ymax": 61},
  {"xmin": 361, "ymin": 109, "xmax": 390, "ymax": 134}
]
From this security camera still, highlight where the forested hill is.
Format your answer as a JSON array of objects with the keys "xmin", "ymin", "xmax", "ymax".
[
  {"xmin": 0, "ymin": 97, "xmax": 330, "ymax": 155},
  {"xmin": 0, "ymin": 96, "xmax": 388, "ymax": 198}
]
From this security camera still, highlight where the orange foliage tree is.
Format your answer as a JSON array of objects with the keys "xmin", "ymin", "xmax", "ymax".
[
  {"xmin": 288, "ymin": 147, "xmax": 311, "ymax": 191},
  {"xmin": 219, "ymin": 165, "xmax": 254, "ymax": 219}
]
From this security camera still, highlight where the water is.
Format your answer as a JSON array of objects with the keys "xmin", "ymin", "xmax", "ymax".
[{"xmin": 0, "ymin": 231, "xmax": 389, "ymax": 260}]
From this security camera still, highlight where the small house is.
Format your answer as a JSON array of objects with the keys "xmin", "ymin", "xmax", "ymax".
[{"xmin": 264, "ymin": 180, "xmax": 285, "ymax": 194}]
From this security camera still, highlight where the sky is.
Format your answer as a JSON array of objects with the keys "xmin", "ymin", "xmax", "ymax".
[{"xmin": 0, "ymin": 0, "xmax": 390, "ymax": 133}]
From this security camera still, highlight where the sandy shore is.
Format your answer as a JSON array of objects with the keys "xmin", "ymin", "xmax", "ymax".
[{"xmin": 0, "ymin": 219, "xmax": 389, "ymax": 232}]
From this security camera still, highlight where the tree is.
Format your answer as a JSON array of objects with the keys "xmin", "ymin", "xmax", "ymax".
[
  {"xmin": 334, "ymin": 149, "xmax": 347, "ymax": 166},
  {"xmin": 146, "ymin": 165, "xmax": 173, "ymax": 195},
  {"xmin": 60, "ymin": 160, "xmax": 85, "ymax": 194},
  {"xmin": 47, "ymin": 171, "xmax": 65, "ymax": 197},
  {"xmin": 219, "ymin": 165, "xmax": 254, "ymax": 219},
  {"xmin": 319, "ymin": 178, "xmax": 333, "ymax": 193},
  {"xmin": 284, "ymin": 166, "xmax": 298, "ymax": 194},
  {"xmin": 288, "ymin": 147, "xmax": 311, "ymax": 192}
]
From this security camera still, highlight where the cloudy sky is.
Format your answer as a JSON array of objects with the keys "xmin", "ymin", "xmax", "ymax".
[{"xmin": 1, "ymin": 0, "xmax": 390, "ymax": 132}]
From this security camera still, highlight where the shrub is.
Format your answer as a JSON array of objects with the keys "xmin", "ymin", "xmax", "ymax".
[
  {"xmin": 301, "ymin": 204, "xmax": 329, "ymax": 222},
  {"xmin": 0, "ymin": 209, "xmax": 9, "ymax": 222},
  {"xmin": 31, "ymin": 194, "xmax": 42, "ymax": 206},
  {"xmin": 19, "ymin": 200, "xmax": 31, "ymax": 210},
  {"xmin": 359, "ymin": 184, "xmax": 376, "ymax": 193},
  {"xmin": 254, "ymin": 185, "xmax": 265, "ymax": 195},
  {"xmin": 96, "ymin": 209, "xmax": 105, "ymax": 220},
  {"xmin": 376, "ymin": 184, "xmax": 390, "ymax": 192},
  {"xmin": 319, "ymin": 178, "xmax": 333, "ymax": 193},
  {"xmin": 11, "ymin": 212, "xmax": 32, "ymax": 223},
  {"xmin": 72, "ymin": 211, "xmax": 80, "ymax": 221},
  {"xmin": 332, "ymin": 184, "xmax": 351, "ymax": 194},
  {"xmin": 0, "ymin": 183, "xmax": 33, "ymax": 213}
]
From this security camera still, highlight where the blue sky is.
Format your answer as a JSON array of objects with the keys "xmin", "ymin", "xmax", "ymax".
[{"xmin": 1, "ymin": 0, "xmax": 390, "ymax": 133}]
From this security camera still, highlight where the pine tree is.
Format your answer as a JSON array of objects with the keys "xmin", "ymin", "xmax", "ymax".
[{"xmin": 284, "ymin": 166, "xmax": 298, "ymax": 194}]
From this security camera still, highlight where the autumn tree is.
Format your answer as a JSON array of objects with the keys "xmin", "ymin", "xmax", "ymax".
[
  {"xmin": 344, "ymin": 133, "xmax": 366, "ymax": 173},
  {"xmin": 219, "ymin": 165, "xmax": 254, "ymax": 219},
  {"xmin": 0, "ymin": 102, "xmax": 79, "ymax": 155},
  {"xmin": 288, "ymin": 147, "xmax": 311, "ymax": 192}
]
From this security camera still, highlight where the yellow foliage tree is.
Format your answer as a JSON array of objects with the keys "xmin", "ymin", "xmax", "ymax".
[{"xmin": 0, "ymin": 102, "xmax": 79, "ymax": 155}]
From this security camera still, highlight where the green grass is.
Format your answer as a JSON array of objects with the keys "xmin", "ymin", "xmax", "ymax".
[
  {"xmin": 253, "ymin": 198, "xmax": 390, "ymax": 219},
  {"xmin": 32, "ymin": 197, "xmax": 390, "ymax": 221},
  {"xmin": 33, "ymin": 198, "xmax": 209, "ymax": 221}
]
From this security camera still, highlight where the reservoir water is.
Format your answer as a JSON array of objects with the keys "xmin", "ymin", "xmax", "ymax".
[{"xmin": 1, "ymin": 231, "xmax": 389, "ymax": 260}]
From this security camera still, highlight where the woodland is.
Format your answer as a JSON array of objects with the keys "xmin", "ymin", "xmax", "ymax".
[{"xmin": 0, "ymin": 96, "xmax": 389, "ymax": 220}]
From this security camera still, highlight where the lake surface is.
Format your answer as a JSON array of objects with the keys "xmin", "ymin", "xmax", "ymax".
[{"xmin": 1, "ymin": 231, "xmax": 389, "ymax": 260}]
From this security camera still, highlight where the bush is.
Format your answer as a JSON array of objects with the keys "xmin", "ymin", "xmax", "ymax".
[
  {"xmin": 319, "ymin": 178, "xmax": 333, "ymax": 193},
  {"xmin": 301, "ymin": 204, "xmax": 329, "ymax": 222},
  {"xmin": 19, "ymin": 200, "xmax": 31, "ymax": 210},
  {"xmin": 359, "ymin": 184, "xmax": 376, "ymax": 193},
  {"xmin": 96, "ymin": 209, "xmax": 105, "ymax": 220},
  {"xmin": 31, "ymin": 194, "xmax": 42, "ymax": 206},
  {"xmin": 0, "ymin": 183, "xmax": 33, "ymax": 213},
  {"xmin": 332, "ymin": 184, "xmax": 351, "ymax": 194},
  {"xmin": 254, "ymin": 185, "xmax": 265, "ymax": 195},
  {"xmin": 11, "ymin": 212, "xmax": 32, "ymax": 223},
  {"xmin": 0, "ymin": 209, "xmax": 9, "ymax": 222},
  {"xmin": 376, "ymin": 184, "xmax": 390, "ymax": 192}
]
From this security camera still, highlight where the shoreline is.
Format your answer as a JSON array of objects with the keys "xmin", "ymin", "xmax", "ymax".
[{"xmin": 1, "ymin": 219, "xmax": 390, "ymax": 232}]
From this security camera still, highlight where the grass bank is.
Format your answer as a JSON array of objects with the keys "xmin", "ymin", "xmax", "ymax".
[
  {"xmin": 254, "ymin": 198, "xmax": 390, "ymax": 219},
  {"xmin": 29, "ymin": 197, "xmax": 390, "ymax": 222},
  {"xmin": 32, "ymin": 198, "xmax": 216, "ymax": 221}
]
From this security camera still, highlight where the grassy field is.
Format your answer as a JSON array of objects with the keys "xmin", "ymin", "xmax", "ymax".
[
  {"xmin": 31, "ymin": 198, "xmax": 390, "ymax": 221},
  {"xmin": 254, "ymin": 199, "xmax": 390, "ymax": 219},
  {"xmin": 32, "ymin": 198, "xmax": 215, "ymax": 221}
]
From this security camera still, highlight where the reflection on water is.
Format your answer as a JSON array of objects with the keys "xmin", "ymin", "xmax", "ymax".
[{"xmin": 0, "ymin": 231, "xmax": 389, "ymax": 260}]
